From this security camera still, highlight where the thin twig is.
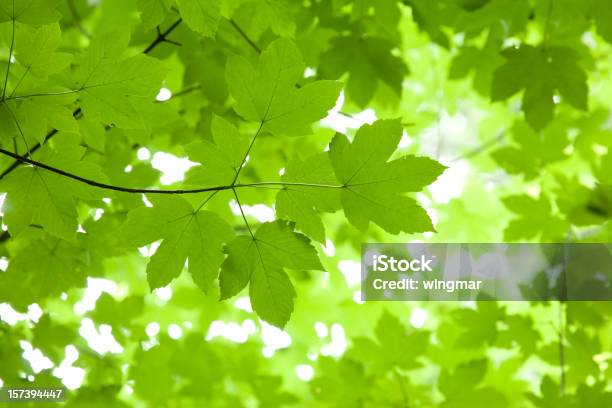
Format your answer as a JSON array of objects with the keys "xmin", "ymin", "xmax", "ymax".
[
  {"xmin": 67, "ymin": 0, "xmax": 91, "ymax": 38},
  {"xmin": 2, "ymin": 102, "xmax": 31, "ymax": 157},
  {"xmin": 9, "ymin": 66, "xmax": 29, "ymax": 98},
  {"xmin": 143, "ymin": 19, "xmax": 183, "ymax": 54},
  {"xmin": 155, "ymin": 84, "xmax": 201, "ymax": 103},
  {"xmin": 450, "ymin": 132, "xmax": 505, "ymax": 163},
  {"xmin": 230, "ymin": 19, "xmax": 262, "ymax": 54},
  {"xmin": 6, "ymin": 88, "xmax": 82, "ymax": 101}
]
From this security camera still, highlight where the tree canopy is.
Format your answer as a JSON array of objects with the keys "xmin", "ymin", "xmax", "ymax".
[{"xmin": 0, "ymin": 0, "xmax": 611, "ymax": 406}]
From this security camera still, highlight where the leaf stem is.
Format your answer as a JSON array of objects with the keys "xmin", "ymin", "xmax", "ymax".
[
  {"xmin": 194, "ymin": 191, "xmax": 219, "ymax": 213},
  {"xmin": 6, "ymin": 89, "xmax": 83, "ymax": 101},
  {"xmin": 232, "ymin": 188, "xmax": 255, "ymax": 239},
  {"xmin": 1, "ymin": 8, "xmax": 16, "ymax": 100},
  {"xmin": 2, "ymin": 102, "xmax": 31, "ymax": 157},
  {"xmin": 231, "ymin": 121, "xmax": 264, "ymax": 186},
  {"xmin": 9, "ymin": 66, "xmax": 30, "ymax": 98}
]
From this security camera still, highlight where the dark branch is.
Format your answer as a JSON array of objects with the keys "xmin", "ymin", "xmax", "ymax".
[
  {"xmin": 0, "ymin": 147, "xmax": 233, "ymax": 194},
  {"xmin": 0, "ymin": 108, "xmax": 81, "ymax": 179},
  {"xmin": 230, "ymin": 19, "xmax": 262, "ymax": 54},
  {"xmin": 0, "ymin": 147, "xmax": 341, "ymax": 195},
  {"xmin": 143, "ymin": 19, "xmax": 183, "ymax": 54}
]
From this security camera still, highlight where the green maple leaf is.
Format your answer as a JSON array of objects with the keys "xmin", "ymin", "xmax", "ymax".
[
  {"xmin": 319, "ymin": 36, "xmax": 408, "ymax": 107},
  {"xmin": 491, "ymin": 45, "xmax": 588, "ymax": 130},
  {"xmin": 349, "ymin": 310, "xmax": 429, "ymax": 373},
  {"xmin": 329, "ymin": 119, "xmax": 446, "ymax": 234},
  {"xmin": 496, "ymin": 314, "xmax": 540, "ymax": 357},
  {"xmin": 0, "ymin": 323, "xmax": 30, "ymax": 382},
  {"xmin": 0, "ymin": 0, "xmax": 60, "ymax": 24},
  {"xmin": 276, "ymin": 153, "xmax": 341, "ymax": 243},
  {"xmin": 0, "ymin": 230, "xmax": 88, "ymax": 310},
  {"xmin": 232, "ymin": 0, "xmax": 297, "ymax": 38},
  {"xmin": 438, "ymin": 359, "xmax": 487, "ymax": 397},
  {"xmin": 311, "ymin": 357, "xmax": 371, "ymax": 406},
  {"xmin": 226, "ymin": 38, "xmax": 342, "ymax": 137},
  {"xmin": 185, "ymin": 114, "xmax": 249, "ymax": 186},
  {"xmin": 130, "ymin": 343, "xmax": 175, "ymax": 403},
  {"xmin": 502, "ymin": 193, "xmax": 570, "ymax": 241},
  {"xmin": 121, "ymin": 195, "xmax": 234, "ymax": 291},
  {"xmin": 31, "ymin": 314, "xmax": 76, "ymax": 364},
  {"xmin": 252, "ymin": 376, "xmax": 298, "ymax": 406},
  {"xmin": 175, "ymin": 0, "xmax": 221, "ymax": 37},
  {"xmin": 451, "ymin": 302, "xmax": 505, "ymax": 349},
  {"xmin": 592, "ymin": 0, "xmax": 612, "ymax": 44},
  {"xmin": 75, "ymin": 29, "xmax": 167, "ymax": 128},
  {"xmin": 1, "ymin": 145, "xmax": 107, "ymax": 241},
  {"xmin": 352, "ymin": 0, "xmax": 402, "ymax": 34},
  {"xmin": 15, "ymin": 97, "xmax": 79, "ymax": 145},
  {"xmin": 491, "ymin": 120, "xmax": 570, "ymax": 180},
  {"xmin": 438, "ymin": 358, "xmax": 508, "ymax": 407},
  {"xmin": 219, "ymin": 220, "xmax": 323, "ymax": 328},
  {"xmin": 137, "ymin": 0, "xmax": 171, "ymax": 30},
  {"xmin": 15, "ymin": 23, "xmax": 72, "ymax": 78},
  {"xmin": 527, "ymin": 376, "xmax": 570, "ymax": 408},
  {"xmin": 90, "ymin": 293, "xmax": 145, "ymax": 329},
  {"xmin": 449, "ymin": 27, "xmax": 505, "ymax": 97}
]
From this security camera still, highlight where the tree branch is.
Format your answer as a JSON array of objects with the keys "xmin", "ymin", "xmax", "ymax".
[
  {"xmin": 230, "ymin": 19, "xmax": 262, "ymax": 54},
  {"xmin": 144, "ymin": 19, "xmax": 183, "ymax": 54},
  {"xmin": 0, "ymin": 147, "xmax": 341, "ymax": 194},
  {"xmin": 0, "ymin": 108, "xmax": 81, "ymax": 179},
  {"xmin": 450, "ymin": 132, "xmax": 505, "ymax": 163},
  {"xmin": 0, "ymin": 18, "xmax": 183, "ymax": 180}
]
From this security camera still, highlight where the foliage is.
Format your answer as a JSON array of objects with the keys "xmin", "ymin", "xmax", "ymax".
[{"xmin": 0, "ymin": 0, "xmax": 611, "ymax": 406}]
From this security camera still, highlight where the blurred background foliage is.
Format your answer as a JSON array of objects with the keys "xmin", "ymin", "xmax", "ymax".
[{"xmin": 0, "ymin": 0, "xmax": 611, "ymax": 406}]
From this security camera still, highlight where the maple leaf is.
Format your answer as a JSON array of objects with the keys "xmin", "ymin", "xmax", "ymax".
[
  {"xmin": 329, "ymin": 119, "xmax": 446, "ymax": 234},
  {"xmin": 226, "ymin": 38, "xmax": 342, "ymax": 137},
  {"xmin": 491, "ymin": 45, "xmax": 588, "ymax": 130},
  {"xmin": 219, "ymin": 221, "xmax": 323, "ymax": 328},
  {"xmin": 121, "ymin": 195, "xmax": 234, "ymax": 291}
]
